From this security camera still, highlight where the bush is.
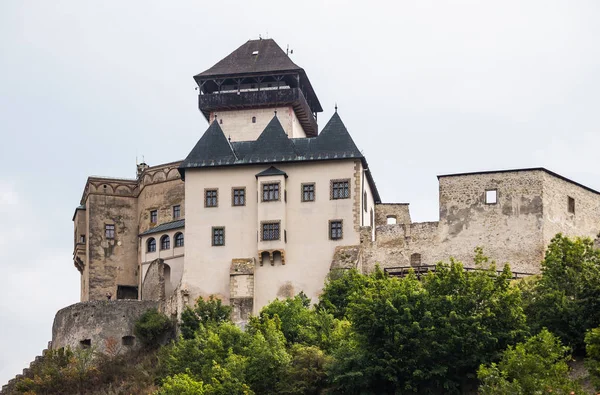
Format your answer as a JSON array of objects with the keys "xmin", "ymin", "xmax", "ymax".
[
  {"xmin": 157, "ymin": 373, "xmax": 205, "ymax": 395},
  {"xmin": 181, "ymin": 295, "xmax": 232, "ymax": 339},
  {"xmin": 135, "ymin": 308, "xmax": 173, "ymax": 348}
]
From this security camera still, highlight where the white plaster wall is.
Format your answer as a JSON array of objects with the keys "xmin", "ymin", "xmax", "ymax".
[
  {"xmin": 211, "ymin": 106, "xmax": 307, "ymax": 142},
  {"xmin": 182, "ymin": 160, "xmax": 359, "ymax": 313}
]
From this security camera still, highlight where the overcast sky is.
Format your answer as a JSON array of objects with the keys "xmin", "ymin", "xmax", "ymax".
[{"xmin": 1, "ymin": 0, "xmax": 600, "ymax": 385}]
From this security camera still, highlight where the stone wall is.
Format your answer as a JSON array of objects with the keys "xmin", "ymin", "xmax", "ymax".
[
  {"xmin": 52, "ymin": 300, "xmax": 158, "ymax": 354},
  {"xmin": 142, "ymin": 259, "xmax": 165, "ymax": 302},
  {"xmin": 375, "ymin": 203, "xmax": 411, "ymax": 226}
]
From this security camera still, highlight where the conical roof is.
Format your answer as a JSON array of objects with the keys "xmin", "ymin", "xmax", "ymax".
[{"xmin": 179, "ymin": 121, "xmax": 236, "ymax": 168}]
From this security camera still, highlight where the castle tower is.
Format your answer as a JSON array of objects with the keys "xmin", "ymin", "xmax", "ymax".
[{"xmin": 194, "ymin": 38, "xmax": 323, "ymax": 141}]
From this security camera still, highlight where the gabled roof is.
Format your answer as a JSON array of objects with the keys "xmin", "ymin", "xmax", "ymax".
[
  {"xmin": 256, "ymin": 166, "xmax": 288, "ymax": 178},
  {"xmin": 139, "ymin": 219, "xmax": 185, "ymax": 237},
  {"xmin": 196, "ymin": 39, "xmax": 302, "ymax": 78},
  {"xmin": 179, "ymin": 113, "xmax": 382, "ymax": 203}
]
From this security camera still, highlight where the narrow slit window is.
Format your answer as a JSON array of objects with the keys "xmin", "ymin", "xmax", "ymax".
[
  {"xmin": 485, "ymin": 189, "xmax": 497, "ymax": 204},
  {"xmin": 568, "ymin": 196, "xmax": 575, "ymax": 214}
]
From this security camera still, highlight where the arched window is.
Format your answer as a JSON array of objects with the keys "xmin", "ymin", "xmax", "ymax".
[
  {"xmin": 147, "ymin": 238, "xmax": 156, "ymax": 253},
  {"xmin": 160, "ymin": 235, "xmax": 170, "ymax": 250},
  {"xmin": 252, "ymin": 116, "xmax": 256, "ymax": 123},
  {"xmin": 175, "ymin": 232, "xmax": 184, "ymax": 247}
]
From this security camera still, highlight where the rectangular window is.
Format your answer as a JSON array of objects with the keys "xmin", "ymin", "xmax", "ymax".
[
  {"xmin": 568, "ymin": 196, "xmax": 575, "ymax": 214},
  {"xmin": 150, "ymin": 210, "xmax": 158, "ymax": 223},
  {"xmin": 205, "ymin": 189, "xmax": 218, "ymax": 207},
  {"xmin": 233, "ymin": 188, "xmax": 246, "ymax": 206},
  {"xmin": 79, "ymin": 235, "xmax": 86, "ymax": 244},
  {"xmin": 485, "ymin": 190, "xmax": 497, "ymax": 204},
  {"xmin": 105, "ymin": 224, "xmax": 115, "ymax": 239},
  {"xmin": 262, "ymin": 222, "xmax": 280, "ymax": 241},
  {"xmin": 212, "ymin": 227, "xmax": 225, "ymax": 246},
  {"xmin": 331, "ymin": 179, "xmax": 350, "ymax": 200},
  {"xmin": 329, "ymin": 220, "xmax": 343, "ymax": 240},
  {"xmin": 302, "ymin": 183, "xmax": 315, "ymax": 202},
  {"xmin": 262, "ymin": 183, "xmax": 280, "ymax": 202},
  {"xmin": 173, "ymin": 205, "xmax": 181, "ymax": 219}
]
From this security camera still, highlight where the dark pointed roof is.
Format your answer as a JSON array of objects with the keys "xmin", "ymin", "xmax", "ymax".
[
  {"xmin": 179, "ymin": 113, "xmax": 381, "ymax": 202},
  {"xmin": 256, "ymin": 166, "xmax": 288, "ymax": 178},
  {"xmin": 181, "ymin": 121, "xmax": 237, "ymax": 167},
  {"xmin": 196, "ymin": 39, "xmax": 302, "ymax": 78}
]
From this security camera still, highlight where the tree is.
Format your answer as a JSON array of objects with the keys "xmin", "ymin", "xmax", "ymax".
[
  {"xmin": 524, "ymin": 234, "xmax": 600, "ymax": 351},
  {"xmin": 135, "ymin": 308, "xmax": 173, "ymax": 348},
  {"xmin": 157, "ymin": 373, "xmax": 205, "ymax": 395},
  {"xmin": 478, "ymin": 329, "xmax": 584, "ymax": 394},
  {"xmin": 181, "ymin": 295, "xmax": 233, "ymax": 339},
  {"xmin": 585, "ymin": 327, "xmax": 600, "ymax": 390},
  {"xmin": 318, "ymin": 268, "xmax": 368, "ymax": 319}
]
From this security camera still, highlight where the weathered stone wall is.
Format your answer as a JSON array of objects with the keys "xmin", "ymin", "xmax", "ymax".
[
  {"xmin": 52, "ymin": 300, "xmax": 158, "ymax": 354},
  {"xmin": 142, "ymin": 259, "xmax": 165, "ymax": 302},
  {"xmin": 230, "ymin": 259, "xmax": 254, "ymax": 326},
  {"xmin": 542, "ymin": 171, "xmax": 600, "ymax": 245},
  {"xmin": 375, "ymin": 203, "xmax": 411, "ymax": 226},
  {"xmin": 87, "ymin": 193, "xmax": 139, "ymax": 300}
]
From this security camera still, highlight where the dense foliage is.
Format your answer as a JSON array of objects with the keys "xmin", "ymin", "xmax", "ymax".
[
  {"xmin": 12, "ymin": 234, "xmax": 600, "ymax": 394},
  {"xmin": 134, "ymin": 308, "xmax": 174, "ymax": 348}
]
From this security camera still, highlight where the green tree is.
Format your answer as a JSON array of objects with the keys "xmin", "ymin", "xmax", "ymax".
[
  {"xmin": 157, "ymin": 373, "xmax": 205, "ymax": 395},
  {"xmin": 478, "ymin": 329, "xmax": 584, "ymax": 394},
  {"xmin": 181, "ymin": 295, "xmax": 233, "ymax": 339},
  {"xmin": 134, "ymin": 308, "xmax": 173, "ymax": 348},
  {"xmin": 525, "ymin": 234, "xmax": 600, "ymax": 351},
  {"xmin": 585, "ymin": 327, "xmax": 600, "ymax": 389},
  {"xmin": 318, "ymin": 268, "xmax": 368, "ymax": 319}
]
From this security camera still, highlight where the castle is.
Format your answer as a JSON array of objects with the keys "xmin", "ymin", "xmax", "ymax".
[{"xmin": 61, "ymin": 38, "xmax": 600, "ymax": 351}]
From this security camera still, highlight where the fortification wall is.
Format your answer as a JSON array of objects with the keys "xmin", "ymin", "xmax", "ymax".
[
  {"xmin": 52, "ymin": 300, "xmax": 158, "ymax": 354},
  {"xmin": 374, "ymin": 203, "xmax": 411, "ymax": 226}
]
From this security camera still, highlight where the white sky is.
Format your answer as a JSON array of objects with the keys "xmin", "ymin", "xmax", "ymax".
[{"xmin": 1, "ymin": 0, "xmax": 599, "ymax": 385}]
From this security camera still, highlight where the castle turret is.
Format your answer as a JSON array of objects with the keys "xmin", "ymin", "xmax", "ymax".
[{"xmin": 194, "ymin": 38, "xmax": 323, "ymax": 141}]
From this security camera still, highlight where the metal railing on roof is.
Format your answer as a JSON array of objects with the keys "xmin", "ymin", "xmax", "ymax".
[{"xmin": 384, "ymin": 265, "xmax": 534, "ymax": 280}]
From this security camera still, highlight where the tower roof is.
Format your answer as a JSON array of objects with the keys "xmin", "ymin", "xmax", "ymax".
[{"xmin": 196, "ymin": 39, "xmax": 302, "ymax": 78}]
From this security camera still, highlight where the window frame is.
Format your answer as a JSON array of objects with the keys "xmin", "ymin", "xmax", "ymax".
[
  {"xmin": 261, "ymin": 182, "xmax": 281, "ymax": 202},
  {"xmin": 150, "ymin": 210, "xmax": 158, "ymax": 223},
  {"xmin": 232, "ymin": 187, "xmax": 246, "ymax": 206},
  {"xmin": 212, "ymin": 227, "xmax": 225, "ymax": 246},
  {"xmin": 173, "ymin": 205, "xmax": 181, "ymax": 219},
  {"xmin": 261, "ymin": 221, "xmax": 281, "ymax": 241},
  {"xmin": 329, "ymin": 219, "xmax": 343, "ymax": 240},
  {"xmin": 174, "ymin": 232, "xmax": 184, "ymax": 248},
  {"xmin": 485, "ymin": 189, "xmax": 498, "ymax": 205},
  {"xmin": 330, "ymin": 179, "xmax": 351, "ymax": 200},
  {"xmin": 105, "ymin": 224, "xmax": 115, "ymax": 239},
  {"xmin": 147, "ymin": 237, "xmax": 156, "ymax": 253},
  {"xmin": 205, "ymin": 188, "xmax": 218, "ymax": 208},
  {"xmin": 301, "ymin": 182, "xmax": 315, "ymax": 202},
  {"xmin": 160, "ymin": 235, "xmax": 170, "ymax": 250}
]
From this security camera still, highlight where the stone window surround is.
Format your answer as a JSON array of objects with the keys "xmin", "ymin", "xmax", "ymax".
[
  {"xmin": 330, "ymin": 178, "xmax": 351, "ymax": 200},
  {"xmin": 105, "ymin": 224, "xmax": 115, "ymax": 239},
  {"xmin": 329, "ymin": 219, "xmax": 343, "ymax": 240},
  {"xmin": 150, "ymin": 209, "xmax": 158, "ymax": 223},
  {"xmin": 232, "ymin": 186, "xmax": 246, "ymax": 206},
  {"xmin": 261, "ymin": 181, "xmax": 281, "ymax": 202},
  {"xmin": 260, "ymin": 220, "xmax": 281, "ymax": 241},
  {"xmin": 301, "ymin": 182, "xmax": 315, "ymax": 202},
  {"xmin": 212, "ymin": 226, "xmax": 225, "ymax": 246},
  {"xmin": 485, "ymin": 189, "xmax": 498, "ymax": 205},
  {"xmin": 205, "ymin": 188, "xmax": 219, "ymax": 208},
  {"xmin": 173, "ymin": 205, "xmax": 181, "ymax": 219}
]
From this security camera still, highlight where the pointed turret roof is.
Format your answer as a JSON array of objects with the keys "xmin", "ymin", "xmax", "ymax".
[
  {"xmin": 196, "ymin": 39, "xmax": 302, "ymax": 78},
  {"xmin": 179, "ymin": 121, "xmax": 236, "ymax": 168},
  {"xmin": 249, "ymin": 116, "xmax": 297, "ymax": 161}
]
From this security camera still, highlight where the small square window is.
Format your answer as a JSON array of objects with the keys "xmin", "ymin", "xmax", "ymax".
[
  {"xmin": 485, "ymin": 190, "xmax": 497, "ymax": 204},
  {"xmin": 212, "ymin": 227, "xmax": 225, "ymax": 246},
  {"xmin": 329, "ymin": 220, "xmax": 343, "ymax": 240},
  {"xmin": 568, "ymin": 196, "xmax": 575, "ymax": 214},
  {"xmin": 331, "ymin": 179, "xmax": 350, "ymax": 200},
  {"xmin": 262, "ymin": 222, "xmax": 280, "ymax": 241},
  {"xmin": 232, "ymin": 188, "xmax": 246, "ymax": 206},
  {"xmin": 262, "ymin": 183, "xmax": 280, "ymax": 202},
  {"xmin": 105, "ymin": 224, "xmax": 115, "ymax": 239},
  {"xmin": 302, "ymin": 183, "xmax": 315, "ymax": 202},
  {"xmin": 173, "ymin": 205, "xmax": 181, "ymax": 219},
  {"xmin": 150, "ymin": 210, "xmax": 157, "ymax": 223},
  {"xmin": 205, "ymin": 189, "xmax": 218, "ymax": 207}
]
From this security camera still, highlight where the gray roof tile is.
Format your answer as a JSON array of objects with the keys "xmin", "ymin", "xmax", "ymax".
[{"xmin": 139, "ymin": 219, "xmax": 185, "ymax": 237}]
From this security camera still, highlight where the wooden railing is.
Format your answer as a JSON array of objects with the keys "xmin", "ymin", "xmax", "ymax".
[{"xmin": 384, "ymin": 265, "xmax": 534, "ymax": 280}]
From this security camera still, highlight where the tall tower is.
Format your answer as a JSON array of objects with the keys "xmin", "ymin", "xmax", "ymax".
[{"xmin": 194, "ymin": 39, "xmax": 323, "ymax": 141}]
